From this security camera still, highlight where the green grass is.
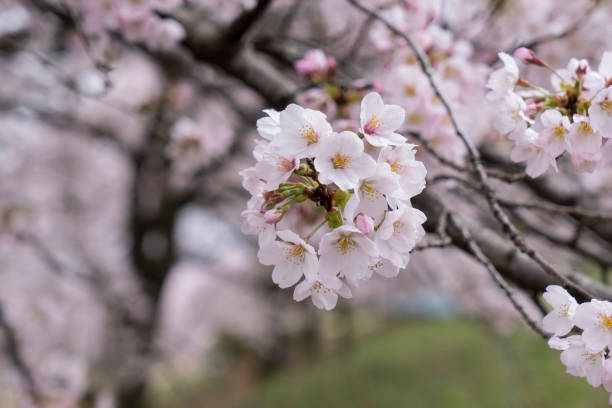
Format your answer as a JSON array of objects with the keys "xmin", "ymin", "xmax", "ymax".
[{"xmin": 229, "ymin": 319, "xmax": 609, "ymax": 408}]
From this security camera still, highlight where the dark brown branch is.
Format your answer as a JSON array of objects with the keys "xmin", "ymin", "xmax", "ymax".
[
  {"xmin": 223, "ymin": 0, "xmax": 274, "ymax": 43},
  {"xmin": 0, "ymin": 303, "xmax": 40, "ymax": 403}
]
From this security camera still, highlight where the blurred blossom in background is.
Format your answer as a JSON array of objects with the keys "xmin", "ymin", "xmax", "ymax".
[{"xmin": 2, "ymin": 0, "xmax": 612, "ymax": 407}]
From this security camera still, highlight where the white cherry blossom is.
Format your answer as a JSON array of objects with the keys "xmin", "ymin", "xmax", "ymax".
[
  {"xmin": 574, "ymin": 299, "xmax": 612, "ymax": 353},
  {"xmin": 293, "ymin": 273, "xmax": 352, "ymax": 311},
  {"xmin": 359, "ymin": 92, "xmax": 406, "ymax": 147},
  {"xmin": 510, "ymin": 128, "xmax": 557, "ymax": 178},
  {"xmin": 569, "ymin": 115, "xmax": 603, "ymax": 156},
  {"xmin": 542, "ymin": 285, "xmax": 577, "ymax": 336},
  {"xmin": 589, "ymin": 87, "xmax": 612, "ymax": 137},
  {"xmin": 314, "ymin": 131, "xmax": 377, "ymax": 190},
  {"xmin": 538, "ymin": 109, "xmax": 570, "ymax": 157},
  {"xmin": 275, "ymin": 104, "xmax": 332, "ymax": 157},
  {"xmin": 318, "ymin": 225, "xmax": 379, "ymax": 281},
  {"xmin": 378, "ymin": 143, "xmax": 427, "ymax": 200},
  {"xmin": 486, "ymin": 52, "xmax": 519, "ymax": 101},
  {"xmin": 557, "ymin": 335, "xmax": 604, "ymax": 387},
  {"xmin": 258, "ymin": 230, "xmax": 319, "ymax": 288},
  {"xmin": 254, "ymin": 150, "xmax": 299, "ymax": 191},
  {"xmin": 375, "ymin": 206, "xmax": 426, "ymax": 268}
]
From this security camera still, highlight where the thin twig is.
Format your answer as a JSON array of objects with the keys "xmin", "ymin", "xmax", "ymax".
[{"xmin": 447, "ymin": 213, "xmax": 548, "ymax": 339}]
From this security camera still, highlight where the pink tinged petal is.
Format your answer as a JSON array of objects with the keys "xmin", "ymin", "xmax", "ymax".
[
  {"xmin": 337, "ymin": 282, "xmax": 352, "ymax": 298},
  {"xmin": 542, "ymin": 312, "xmax": 573, "ymax": 336},
  {"xmin": 377, "ymin": 105, "xmax": 405, "ymax": 134},
  {"xmin": 276, "ymin": 229, "xmax": 303, "ymax": 244},
  {"xmin": 293, "ymin": 279, "xmax": 312, "ymax": 302},
  {"xmin": 257, "ymin": 242, "xmax": 281, "ymax": 265},
  {"xmin": 525, "ymin": 151, "xmax": 552, "ymax": 178},
  {"xmin": 313, "ymin": 290, "xmax": 338, "ymax": 310},
  {"xmin": 272, "ymin": 263, "xmax": 302, "ymax": 288},
  {"xmin": 603, "ymin": 359, "xmax": 612, "ymax": 392},
  {"xmin": 582, "ymin": 327, "xmax": 610, "ymax": 353},
  {"xmin": 370, "ymin": 257, "xmax": 400, "ymax": 278},
  {"xmin": 548, "ymin": 336, "xmax": 570, "ymax": 351},
  {"xmin": 585, "ymin": 356, "xmax": 604, "ymax": 387}
]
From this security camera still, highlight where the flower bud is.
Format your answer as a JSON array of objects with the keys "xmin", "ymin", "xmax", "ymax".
[
  {"xmin": 264, "ymin": 209, "xmax": 283, "ymax": 224},
  {"xmin": 513, "ymin": 47, "xmax": 545, "ymax": 67},
  {"xmin": 354, "ymin": 214, "xmax": 374, "ymax": 235},
  {"xmin": 265, "ymin": 192, "xmax": 283, "ymax": 203}
]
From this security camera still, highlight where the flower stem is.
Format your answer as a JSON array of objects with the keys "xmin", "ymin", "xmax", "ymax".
[{"xmin": 306, "ymin": 218, "xmax": 327, "ymax": 241}]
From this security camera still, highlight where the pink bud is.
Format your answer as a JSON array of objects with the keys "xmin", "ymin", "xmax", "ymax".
[
  {"xmin": 513, "ymin": 47, "xmax": 544, "ymax": 67},
  {"xmin": 264, "ymin": 209, "xmax": 283, "ymax": 224},
  {"xmin": 354, "ymin": 214, "xmax": 374, "ymax": 235},
  {"xmin": 265, "ymin": 192, "xmax": 283, "ymax": 203}
]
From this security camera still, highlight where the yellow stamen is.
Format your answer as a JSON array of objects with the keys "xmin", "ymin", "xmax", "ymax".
[
  {"xmin": 597, "ymin": 312, "xmax": 612, "ymax": 330},
  {"xmin": 389, "ymin": 161, "xmax": 406, "ymax": 174},
  {"xmin": 299, "ymin": 124, "xmax": 319, "ymax": 144},
  {"xmin": 336, "ymin": 236, "xmax": 356, "ymax": 255},
  {"xmin": 284, "ymin": 245, "xmax": 305, "ymax": 266},
  {"xmin": 360, "ymin": 181, "xmax": 382, "ymax": 202},
  {"xmin": 332, "ymin": 152, "xmax": 351, "ymax": 169},
  {"xmin": 392, "ymin": 220, "xmax": 405, "ymax": 236},
  {"xmin": 601, "ymin": 100, "xmax": 612, "ymax": 115}
]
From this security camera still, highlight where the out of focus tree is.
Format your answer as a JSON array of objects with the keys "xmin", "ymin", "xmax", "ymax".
[{"xmin": 2, "ymin": 0, "xmax": 612, "ymax": 407}]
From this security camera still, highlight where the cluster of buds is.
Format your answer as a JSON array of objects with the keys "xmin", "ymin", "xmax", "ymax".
[
  {"xmin": 240, "ymin": 92, "xmax": 427, "ymax": 310},
  {"xmin": 487, "ymin": 48, "xmax": 612, "ymax": 177},
  {"xmin": 543, "ymin": 286, "xmax": 612, "ymax": 404}
]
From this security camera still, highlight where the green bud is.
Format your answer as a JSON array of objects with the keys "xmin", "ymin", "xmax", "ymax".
[
  {"xmin": 332, "ymin": 190, "xmax": 351, "ymax": 211},
  {"xmin": 295, "ymin": 194, "xmax": 308, "ymax": 203},
  {"xmin": 325, "ymin": 209, "xmax": 344, "ymax": 230}
]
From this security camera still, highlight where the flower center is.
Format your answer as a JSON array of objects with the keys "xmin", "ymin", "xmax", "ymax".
[
  {"xmin": 360, "ymin": 181, "xmax": 382, "ymax": 202},
  {"xmin": 299, "ymin": 124, "xmax": 319, "ymax": 144},
  {"xmin": 311, "ymin": 281, "xmax": 330, "ymax": 294},
  {"xmin": 277, "ymin": 156, "xmax": 295, "ymax": 172},
  {"xmin": 392, "ymin": 220, "xmax": 405, "ymax": 236},
  {"xmin": 558, "ymin": 303, "xmax": 570, "ymax": 317},
  {"xmin": 389, "ymin": 160, "xmax": 406, "ymax": 174},
  {"xmin": 332, "ymin": 152, "xmax": 351, "ymax": 169},
  {"xmin": 578, "ymin": 121, "xmax": 593, "ymax": 136},
  {"xmin": 284, "ymin": 245, "xmax": 305, "ymax": 265},
  {"xmin": 600, "ymin": 100, "xmax": 612, "ymax": 115},
  {"xmin": 364, "ymin": 115, "xmax": 383, "ymax": 134},
  {"xmin": 597, "ymin": 312, "xmax": 612, "ymax": 330},
  {"xmin": 553, "ymin": 125, "xmax": 566, "ymax": 138},
  {"xmin": 336, "ymin": 235, "xmax": 356, "ymax": 255},
  {"xmin": 581, "ymin": 351, "xmax": 601, "ymax": 364}
]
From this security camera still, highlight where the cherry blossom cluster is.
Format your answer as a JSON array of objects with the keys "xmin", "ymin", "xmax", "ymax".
[
  {"xmin": 363, "ymin": 1, "xmax": 490, "ymax": 163},
  {"xmin": 66, "ymin": 0, "xmax": 185, "ymax": 50},
  {"xmin": 488, "ymin": 49, "xmax": 612, "ymax": 177},
  {"xmin": 240, "ymin": 92, "xmax": 427, "ymax": 310},
  {"xmin": 543, "ymin": 285, "xmax": 612, "ymax": 404}
]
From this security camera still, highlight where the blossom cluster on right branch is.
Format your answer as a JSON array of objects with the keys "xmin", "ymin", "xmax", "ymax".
[{"xmin": 488, "ymin": 49, "xmax": 612, "ymax": 177}]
